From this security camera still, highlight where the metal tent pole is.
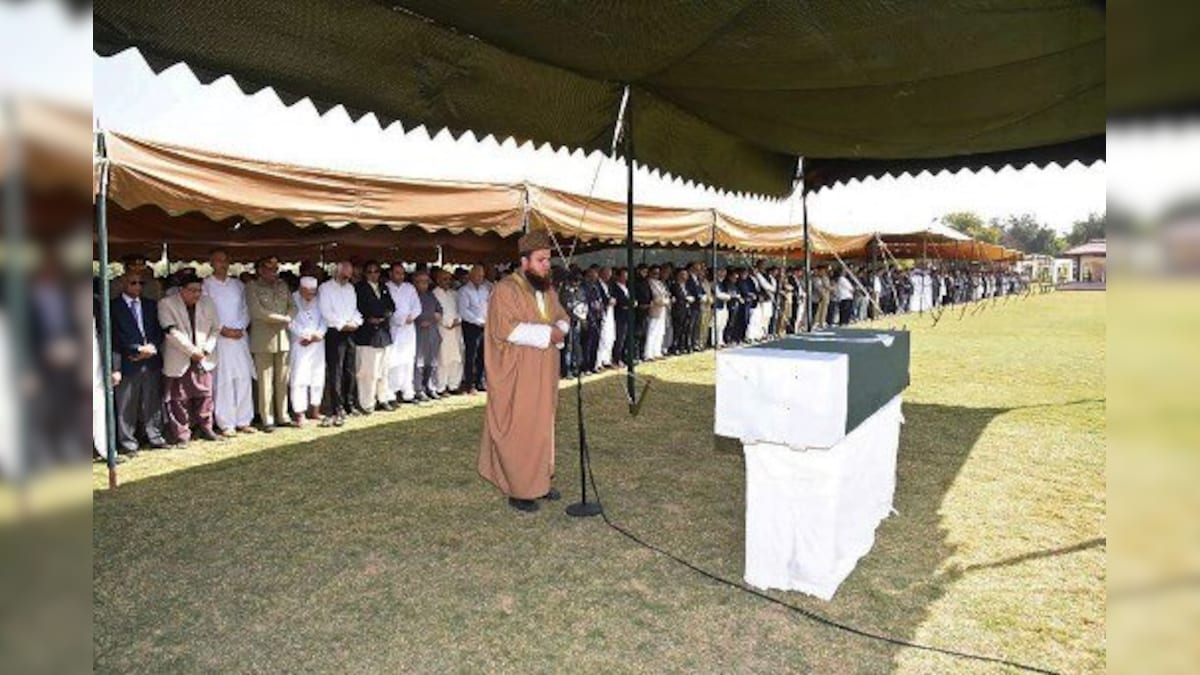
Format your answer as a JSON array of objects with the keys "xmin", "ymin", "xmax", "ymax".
[
  {"xmin": 709, "ymin": 214, "xmax": 718, "ymax": 348},
  {"xmin": 96, "ymin": 131, "xmax": 119, "ymax": 489},
  {"xmin": 801, "ymin": 167, "xmax": 813, "ymax": 333},
  {"xmin": 624, "ymin": 87, "xmax": 637, "ymax": 410}
]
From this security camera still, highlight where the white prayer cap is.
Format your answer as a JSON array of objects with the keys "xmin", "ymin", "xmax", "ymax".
[{"xmin": 300, "ymin": 276, "xmax": 318, "ymax": 290}]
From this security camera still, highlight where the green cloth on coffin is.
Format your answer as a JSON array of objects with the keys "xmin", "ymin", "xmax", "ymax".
[{"xmin": 750, "ymin": 330, "xmax": 910, "ymax": 436}]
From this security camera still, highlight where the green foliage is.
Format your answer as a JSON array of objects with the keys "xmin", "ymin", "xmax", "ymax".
[
  {"xmin": 941, "ymin": 211, "xmax": 1001, "ymax": 244},
  {"xmin": 995, "ymin": 214, "xmax": 1062, "ymax": 255},
  {"xmin": 1066, "ymin": 213, "xmax": 1106, "ymax": 247}
]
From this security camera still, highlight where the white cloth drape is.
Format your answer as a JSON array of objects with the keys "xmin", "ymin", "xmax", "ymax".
[{"xmin": 743, "ymin": 396, "xmax": 903, "ymax": 600}]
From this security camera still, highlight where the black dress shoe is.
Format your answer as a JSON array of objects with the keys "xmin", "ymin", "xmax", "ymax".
[
  {"xmin": 508, "ymin": 498, "xmax": 540, "ymax": 513},
  {"xmin": 259, "ymin": 424, "xmax": 276, "ymax": 433},
  {"xmin": 196, "ymin": 428, "xmax": 220, "ymax": 441},
  {"xmin": 148, "ymin": 441, "xmax": 169, "ymax": 450},
  {"xmin": 539, "ymin": 488, "xmax": 562, "ymax": 501}
]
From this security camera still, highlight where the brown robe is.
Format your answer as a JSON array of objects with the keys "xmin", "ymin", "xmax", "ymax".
[{"xmin": 477, "ymin": 273, "xmax": 569, "ymax": 499}]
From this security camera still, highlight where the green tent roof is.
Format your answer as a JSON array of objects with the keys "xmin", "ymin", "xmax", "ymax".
[{"xmin": 94, "ymin": 0, "xmax": 1105, "ymax": 196}]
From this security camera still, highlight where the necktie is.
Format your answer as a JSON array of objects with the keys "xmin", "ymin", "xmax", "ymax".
[{"xmin": 131, "ymin": 298, "xmax": 145, "ymax": 339}]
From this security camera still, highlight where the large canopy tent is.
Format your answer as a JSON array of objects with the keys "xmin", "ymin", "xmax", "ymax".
[
  {"xmin": 92, "ymin": 0, "xmax": 1105, "ymax": 480},
  {"xmin": 93, "ymin": 1, "xmax": 1105, "ymax": 196}
]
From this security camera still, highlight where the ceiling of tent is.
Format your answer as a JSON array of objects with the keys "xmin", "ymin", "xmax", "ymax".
[{"xmin": 93, "ymin": 0, "xmax": 1105, "ymax": 197}]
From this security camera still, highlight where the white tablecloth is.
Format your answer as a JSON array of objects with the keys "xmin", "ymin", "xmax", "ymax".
[
  {"xmin": 741, "ymin": 395, "xmax": 903, "ymax": 600},
  {"xmin": 715, "ymin": 346, "xmax": 850, "ymax": 450}
]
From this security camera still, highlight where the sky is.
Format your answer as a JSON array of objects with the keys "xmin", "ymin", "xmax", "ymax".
[{"xmin": 82, "ymin": 9, "xmax": 1111, "ymax": 236}]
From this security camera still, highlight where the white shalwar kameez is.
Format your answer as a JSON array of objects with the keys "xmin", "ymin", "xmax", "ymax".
[
  {"xmin": 433, "ymin": 286, "xmax": 465, "ymax": 392},
  {"xmin": 288, "ymin": 291, "xmax": 327, "ymax": 413},
  {"xmin": 203, "ymin": 275, "xmax": 255, "ymax": 430},
  {"xmin": 385, "ymin": 280, "xmax": 421, "ymax": 402}
]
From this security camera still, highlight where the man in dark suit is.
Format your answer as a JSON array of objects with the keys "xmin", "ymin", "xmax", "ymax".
[
  {"xmin": 685, "ymin": 262, "xmax": 705, "ymax": 352},
  {"xmin": 736, "ymin": 267, "xmax": 759, "ymax": 343},
  {"xmin": 580, "ymin": 266, "xmax": 605, "ymax": 373},
  {"xmin": 352, "ymin": 260, "xmax": 395, "ymax": 415},
  {"xmin": 109, "ymin": 271, "xmax": 169, "ymax": 454},
  {"xmin": 633, "ymin": 264, "xmax": 652, "ymax": 361},
  {"xmin": 722, "ymin": 268, "xmax": 742, "ymax": 345},
  {"xmin": 668, "ymin": 268, "xmax": 692, "ymax": 355},
  {"xmin": 609, "ymin": 267, "xmax": 632, "ymax": 368}
]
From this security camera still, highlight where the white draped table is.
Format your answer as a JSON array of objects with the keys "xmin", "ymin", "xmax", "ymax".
[{"xmin": 715, "ymin": 330, "xmax": 910, "ymax": 600}]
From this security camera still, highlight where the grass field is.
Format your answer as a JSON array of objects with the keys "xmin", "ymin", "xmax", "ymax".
[{"xmin": 93, "ymin": 291, "xmax": 1105, "ymax": 673}]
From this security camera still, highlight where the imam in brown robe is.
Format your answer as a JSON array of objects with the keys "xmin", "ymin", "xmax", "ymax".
[{"xmin": 477, "ymin": 272, "xmax": 569, "ymax": 499}]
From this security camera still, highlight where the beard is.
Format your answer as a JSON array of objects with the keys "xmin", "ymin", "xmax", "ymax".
[{"xmin": 523, "ymin": 270, "xmax": 550, "ymax": 292}]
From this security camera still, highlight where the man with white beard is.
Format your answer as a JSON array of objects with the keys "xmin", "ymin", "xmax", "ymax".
[
  {"xmin": 288, "ymin": 277, "xmax": 326, "ymax": 427},
  {"xmin": 385, "ymin": 262, "xmax": 421, "ymax": 404},
  {"xmin": 202, "ymin": 249, "xmax": 255, "ymax": 436}
]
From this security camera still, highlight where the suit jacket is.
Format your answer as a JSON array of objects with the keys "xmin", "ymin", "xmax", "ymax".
[
  {"xmin": 610, "ymin": 281, "xmax": 631, "ymax": 324},
  {"xmin": 246, "ymin": 278, "xmax": 296, "ymax": 354},
  {"xmin": 737, "ymin": 277, "xmax": 759, "ymax": 308},
  {"xmin": 668, "ymin": 280, "xmax": 691, "ymax": 321},
  {"xmin": 634, "ymin": 278, "xmax": 653, "ymax": 312},
  {"xmin": 158, "ymin": 293, "xmax": 220, "ymax": 378},
  {"xmin": 583, "ymin": 280, "xmax": 606, "ymax": 328},
  {"xmin": 685, "ymin": 275, "xmax": 704, "ymax": 314},
  {"xmin": 109, "ymin": 295, "xmax": 164, "ymax": 375},
  {"xmin": 353, "ymin": 280, "xmax": 395, "ymax": 348}
]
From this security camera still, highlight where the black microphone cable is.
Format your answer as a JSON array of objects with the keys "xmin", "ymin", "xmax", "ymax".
[{"xmin": 575, "ymin": 439, "xmax": 1062, "ymax": 675}]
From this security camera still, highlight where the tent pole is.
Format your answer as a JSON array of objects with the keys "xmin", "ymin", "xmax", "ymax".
[
  {"xmin": 709, "ymin": 214, "xmax": 717, "ymax": 349},
  {"xmin": 96, "ymin": 131, "xmax": 119, "ymax": 489},
  {"xmin": 624, "ymin": 86, "xmax": 637, "ymax": 410},
  {"xmin": 4, "ymin": 99, "xmax": 30, "ymax": 495},
  {"xmin": 801, "ymin": 164, "xmax": 812, "ymax": 333}
]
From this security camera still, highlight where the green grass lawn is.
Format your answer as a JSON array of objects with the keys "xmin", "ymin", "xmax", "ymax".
[{"xmin": 93, "ymin": 291, "xmax": 1105, "ymax": 673}]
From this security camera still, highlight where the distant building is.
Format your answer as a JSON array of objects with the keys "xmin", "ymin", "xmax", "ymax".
[
  {"xmin": 1061, "ymin": 239, "xmax": 1106, "ymax": 284},
  {"xmin": 1017, "ymin": 254, "xmax": 1074, "ymax": 284}
]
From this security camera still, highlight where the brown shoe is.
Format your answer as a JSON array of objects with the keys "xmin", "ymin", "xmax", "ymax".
[{"xmin": 237, "ymin": 425, "xmax": 257, "ymax": 434}]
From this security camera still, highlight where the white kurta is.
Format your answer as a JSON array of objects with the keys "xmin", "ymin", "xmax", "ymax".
[
  {"xmin": 645, "ymin": 279, "xmax": 670, "ymax": 360},
  {"xmin": 203, "ymin": 275, "xmax": 255, "ymax": 429},
  {"xmin": 288, "ymin": 292, "xmax": 327, "ymax": 388},
  {"xmin": 597, "ymin": 298, "xmax": 616, "ymax": 367},
  {"xmin": 386, "ymin": 280, "xmax": 421, "ymax": 400},
  {"xmin": 433, "ymin": 286, "xmax": 465, "ymax": 391}
]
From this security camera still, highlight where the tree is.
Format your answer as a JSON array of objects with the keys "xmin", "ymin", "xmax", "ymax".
[
  {"xmin": 996, "ymin": 213, "xmax": 1062, "ymax": 255},
  {"xmin": 941, "ymin": 211, "xmax": 1001, "ymax": 244},
  {"xmin": 1066, "ymin": 212, "xmax": 1106, "ymax": 247}
]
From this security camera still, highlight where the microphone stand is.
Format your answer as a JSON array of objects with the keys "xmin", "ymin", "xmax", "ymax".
[{"xmin": 565, "ymin": 305, "xmax": 603, "ymax": 518}]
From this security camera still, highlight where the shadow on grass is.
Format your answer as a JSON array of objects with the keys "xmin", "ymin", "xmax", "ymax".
[{"xmin": 93, "ymin": 374, "xmax": 1029, "ymax": 673}]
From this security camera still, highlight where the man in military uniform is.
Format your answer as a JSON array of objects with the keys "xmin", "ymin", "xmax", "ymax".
[{"xmin": 246, "ymin": 255, "xmax": 296, "ymax": 432}]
